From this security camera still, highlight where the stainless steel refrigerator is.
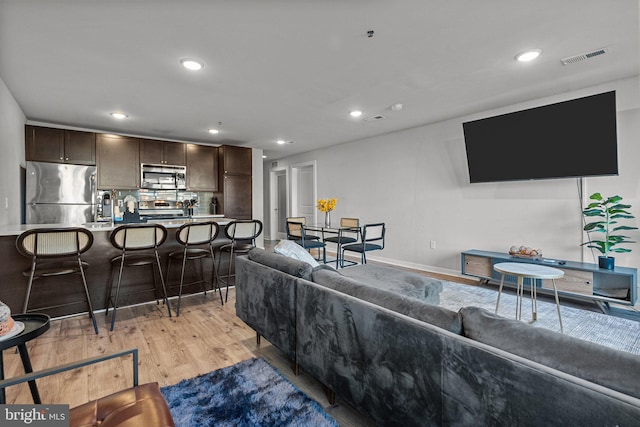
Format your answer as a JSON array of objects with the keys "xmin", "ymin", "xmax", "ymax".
[{"xmin": 26, "ymin": 161, "xmax": 97, "ymax": 224}]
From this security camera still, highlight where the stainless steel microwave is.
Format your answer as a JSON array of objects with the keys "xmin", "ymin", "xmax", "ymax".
[{"xmin": 140, "ymin": 164, "xmax": 187, "ymax": 190}]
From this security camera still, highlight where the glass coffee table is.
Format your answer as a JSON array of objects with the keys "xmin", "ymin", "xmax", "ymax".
[{"xmin": 0, "ymin": 313, "xmax": 51, "ymax": 404}]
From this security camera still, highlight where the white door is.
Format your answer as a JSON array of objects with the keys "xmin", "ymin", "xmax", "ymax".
[{"xmin": 291, "ymin": 161, "xmax": 316, "ymax": 225}]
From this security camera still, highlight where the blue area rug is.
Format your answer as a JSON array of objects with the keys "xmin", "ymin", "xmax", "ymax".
[{"xmin": 161, "ymin": 358, "xmax": 338, "ymax": 427}]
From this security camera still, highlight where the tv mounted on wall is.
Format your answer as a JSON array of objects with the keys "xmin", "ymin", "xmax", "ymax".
[{"xmin": 463, "ymin": 91, "xmax": 618, "ymax": 183}]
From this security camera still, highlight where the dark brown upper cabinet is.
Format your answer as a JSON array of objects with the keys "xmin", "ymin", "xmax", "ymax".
[
  {"xmin": 139, "ymin": 139, "xmax": 186, "ymax": 165},
  {"xmin": 186, "ymin": 144, "xmax": 218, "ymax": 191},
  {"xmin": 96, "ymin": 134, "xmax": 140, "ymax": 189},
  {"xmin": 220, "ymin": 145, "xmax": 252, "ymax": 175},
  {"xmin": 26, "ymin": 125, "xmax": 96, "ymax": 165}
]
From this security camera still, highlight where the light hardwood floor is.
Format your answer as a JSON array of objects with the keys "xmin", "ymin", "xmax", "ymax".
[{"xmin": 1, "ymin": 288, "xmax": 375, "ymax": 427}]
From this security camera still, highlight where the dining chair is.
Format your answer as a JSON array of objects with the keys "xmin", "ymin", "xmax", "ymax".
[
  {"xmin": 218, "ymin": 219, "xmax": 263, "ymax": 302},
  {"xmin": 16, "ymin": 227, "xmax": 99, "ymax": 334},
  {"xmin": 341, "ymin": 222, "xmax": 386, "ymax": 265},
  {"xmin": 285, "ymin": 216, "xmax": 320, "ymax": 241},
  {"xmin": 166, "ymin": 221, "xmax": 222, "ymax": 316},
  {"xmin": 105, "ymin": 223, "xmax": 172, "ymax": 331},
  {"xmin": 322, "ymin": 217, "xmax": 360, "ymax": 268},
  {"xmin": 286, "ymin": 221, "xmax": 326, "ymax": 264}
]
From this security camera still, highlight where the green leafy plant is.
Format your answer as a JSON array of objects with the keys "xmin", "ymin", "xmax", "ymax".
[{"xmin": 582, "ymin": 193, "xmax": 638, "ymax": 257}]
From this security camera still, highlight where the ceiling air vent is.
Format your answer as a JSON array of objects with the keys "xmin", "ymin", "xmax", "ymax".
[
  {"xmin": 561, "ymin": 47, "xmax": 608, "ymax": 65},
  {"xmin": 364, "ymin": 114, "xmax": 386, "ymax": 122}
]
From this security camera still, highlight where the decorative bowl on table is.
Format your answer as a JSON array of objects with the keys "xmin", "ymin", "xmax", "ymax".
[{"xmin": 508, "ymin": 245, "xmax": 542, "ymax": 259}]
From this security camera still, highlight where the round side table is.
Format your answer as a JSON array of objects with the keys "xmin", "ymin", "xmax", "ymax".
[
  {"xmin": 0, "ymin": 313, "xmax": 50, "ymax": 403},
  {"xmin": 494, "ymin": 262, "xmax": 564, "ymax": 332}
]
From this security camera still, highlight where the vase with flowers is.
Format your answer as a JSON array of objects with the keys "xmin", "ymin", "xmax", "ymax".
[{"xmin": 317, "ymin": 198, "xmax": 337, "ymax": 227}]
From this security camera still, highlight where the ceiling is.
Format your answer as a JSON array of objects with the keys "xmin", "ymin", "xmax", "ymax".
[{"xmin": 0, "ymin": 1, "xmax": 638, "ymax": 160}]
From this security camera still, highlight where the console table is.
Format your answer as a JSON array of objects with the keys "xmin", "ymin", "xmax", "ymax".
[{"xmin": 461, "ymin": 250, "xmax": 638, "ymax": 311}]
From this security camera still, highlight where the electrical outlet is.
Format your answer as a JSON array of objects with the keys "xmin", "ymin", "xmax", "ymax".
[
  {"xmin": 430, "ymin": 240, "xmax": 436, "ymax": 249},
  {"xmin": 4, "ymin": 197, "xmax": 7, "ymax": 209},
  {"xmin": 118, "ymin": 200, "xmax": 123, "ymax": 207}
]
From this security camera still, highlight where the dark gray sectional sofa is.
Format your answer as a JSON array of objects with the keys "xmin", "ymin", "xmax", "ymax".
[{"xmin": 235, "ymin": 248, "xmax": 640, "ymax": 426}]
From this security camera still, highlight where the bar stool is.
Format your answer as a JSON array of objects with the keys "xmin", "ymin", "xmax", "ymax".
[
  {"xmin": 166, "ymin": 221, "xmax": 222, "ymax": 316},
  {"xmin": 218, "ymin": 220, "xmax": 263, "ymax": 302},
  {"xmin": 105, "ymin": 223, "xmax": 172, "ymax": 331},
  {"xmin": 16, "ymin": 227, "xmax": 98, "ymax": 334}
]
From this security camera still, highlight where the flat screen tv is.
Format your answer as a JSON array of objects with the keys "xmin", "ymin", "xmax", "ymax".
[{"xmin": 463, "ymin": 91, "xmax": 618, "ymax": 183}]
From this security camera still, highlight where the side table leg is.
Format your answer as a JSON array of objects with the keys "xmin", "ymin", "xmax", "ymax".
[
  {"xmin": 495, "ymin": 274, "xmax": 506, "ymax": 314},
  {"xmin": 516, "ymin": 276, "xmax": 524, "ymax": 320},
  {"xmin": 17, "ymin": 343, "xmax": 41, "ymax": 404},
  {"xmin": 531, "ymin": 278, "xmax": 537, "ymax": 321},
  {"xmin": 551, "ymin": 279, "xmax": 564, "ymax": 333}
]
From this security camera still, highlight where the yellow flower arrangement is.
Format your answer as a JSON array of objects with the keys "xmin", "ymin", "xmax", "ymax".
[{"xmin": 317, "ymin": 198, "xmax": 337, "ymax": 213}]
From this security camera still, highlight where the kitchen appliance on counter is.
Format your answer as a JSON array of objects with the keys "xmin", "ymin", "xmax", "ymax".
[
  {"xmin": 26, "ymin": 161, "xmax": 97, "ymax": 224},
  {"xmin": 140, "ymin": 164, "xmax": 186, "ymax": 190},
  {"xmin": 210, "ymin": 197, "xmax": 218, "ymax": 215},
  {"xmin": 137, "ymin": 189, "xmax": 186, "ymax": 219}
]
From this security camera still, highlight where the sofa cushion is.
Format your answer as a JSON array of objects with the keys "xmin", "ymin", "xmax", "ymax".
[
  {"xmin": 312, "ymin": 267, "xmax": 462, "ymax": 334},
  {"xmin": 273, "ymin": 239, "xmax": 320, "ymax": 267},
  {"xmin": 460, "ymin": 306, "xmax": 640, "ymax": 400},
  {"xmin": 248, "ymin": 247, "xmax": 313, "ymax": 281},
  {"xmin": 340, "ymin": 264, "xmax": 443, "ymax": 304}
]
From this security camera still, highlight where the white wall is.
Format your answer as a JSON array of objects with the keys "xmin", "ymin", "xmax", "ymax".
[
  {"xmin": 265, "ymin": 76, "xmax": 640, "ymax": 275},
  {"xmin": 0, "ymin": 75, "xmax": 26, "ymax": 225}
]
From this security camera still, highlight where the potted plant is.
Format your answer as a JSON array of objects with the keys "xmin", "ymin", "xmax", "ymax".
[{"xmin": 582, "ymin": 193, "xmax": 637, "ymax": 269}]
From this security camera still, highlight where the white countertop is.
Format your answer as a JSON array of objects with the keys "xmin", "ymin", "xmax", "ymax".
[{"xmin": 0, "ymin": 217, "xmax": 235, "ymax": 236}]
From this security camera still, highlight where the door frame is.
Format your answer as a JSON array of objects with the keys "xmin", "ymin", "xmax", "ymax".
[{"xmin": 269, "ymin": 166, "xmax": 289, "ymax": 240}]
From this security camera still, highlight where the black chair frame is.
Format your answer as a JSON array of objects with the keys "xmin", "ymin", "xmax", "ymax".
[
  {"xmin": 105, "ymin": 224, "xmax": 172, "ymax": 331},
  {"xmin": 341, "ymin": 222, "xmax": 386, "ymax": 265},
  {"xmin": 16, "ymin": 227, "xmax": 98, "ymax": 334},
  {"xmin": 166, "ymin": 221, "xmax": 222, "ymax": 316},
  {"xmin": 218, "ymin": 220, "xmax": 263, "ymax": 302}
]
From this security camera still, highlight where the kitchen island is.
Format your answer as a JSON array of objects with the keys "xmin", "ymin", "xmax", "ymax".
[{"xmin": 0, "ymin": 217, "xmax": 236, "ymax": 319}]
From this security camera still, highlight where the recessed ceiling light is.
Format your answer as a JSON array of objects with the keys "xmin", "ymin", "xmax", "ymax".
[
  {"xmin": 276, "ymin": 140, "xmax": 286, "ymax": 145},
  {"xmin": 515, "ymin": 48, "xmax": 542, "ymax": 62},
  {"xmin": 110, "ymin": 112, "xmax": 128, "ymax": 119},
  {"xmin": 180, "ymin": 58, "xmax": 204, "ymax": 71},
  {"xmin": 262, "ymin": 155, "xmax": 267, "ymax": 159},
  {"xmin": 350, "ymin": 110, "xmax": 363, "ymax": 118},
  {"xmin": 208, "ymin": 128, "xmax": 219, "ymax": 134}
]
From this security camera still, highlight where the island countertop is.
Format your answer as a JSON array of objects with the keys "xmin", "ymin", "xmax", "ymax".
[
  {"xmin": 0, "ymin": 216, "xmax": 235, "ymax": 237},
  {"xmin": 0, "ymin": 217, "xmax": 238, "ymax": 320}
]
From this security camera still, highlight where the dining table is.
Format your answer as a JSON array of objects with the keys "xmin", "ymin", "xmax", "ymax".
[{"xmin": 304, "ymin": 223, "xmax": 361, "ymax": 268}]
